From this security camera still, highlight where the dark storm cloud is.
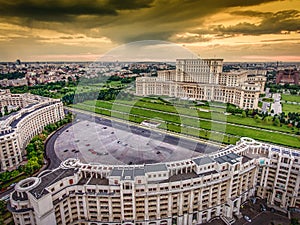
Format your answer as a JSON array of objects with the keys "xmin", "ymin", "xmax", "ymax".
[
  {"xmin": 97, "ymin": 0, "xmax": 279, "ymax": 43},
  {"xmin": 215, "ymin": 10, "xmax": 300, "ymax": 35},
  {"xmin": 0, "ymin": 0, "xmax": 154, "ymax": 21},
  {"xmin": 0, "ymin": 0, "xmax": 283, "ymax": 44}
]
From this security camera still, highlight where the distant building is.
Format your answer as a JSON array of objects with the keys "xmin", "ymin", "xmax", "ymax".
[
  {"xmin": 136, "ymin": 59, "xmax": 266, "ymax": 109},
  {"xmin": 0, "ymin": 78, "xmax": 28, "ymax": 87},
  {"xmin": 16, "ymin": 59, "xmax": 21, "ymax": 65},
  {"xmin": 276, "ymin": 69, "xmax": 299, "ymax": 85}
]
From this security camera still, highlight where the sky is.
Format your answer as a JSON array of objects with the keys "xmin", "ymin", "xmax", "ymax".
[{"xmin": 0, "ymin": 0, "xmax": 299, "ymax": 62}]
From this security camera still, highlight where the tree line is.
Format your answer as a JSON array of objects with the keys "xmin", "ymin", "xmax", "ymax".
[
  {"xmin": 0, "ymin": 72, "xmax": 25, "ymax": 80},
  {"xmin": 61, "ymin": 88, "xmax": 122, "ymax": 105}
]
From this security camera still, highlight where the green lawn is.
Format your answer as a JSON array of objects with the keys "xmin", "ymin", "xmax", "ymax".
[
  {"xmin": 93, "ymin": 99, "xmax": 295, "ymax": 134},
  {"xmin": 282, "ymin": 103, "xmax": 300, "ymax": 113},
  {"xmin": 281, "ymin": 94, "xmax": 300, "ymax": 103},
  {"xmin": 72, "ymin": 99, "xmax": 300, "ymax": 148},
  {"xmin": 72, "ymin": 103, "xmax": 238, "ymax": 144}
]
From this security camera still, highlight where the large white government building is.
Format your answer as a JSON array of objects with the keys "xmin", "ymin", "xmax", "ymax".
[
  {"xmin": 0, "ymin": 89, "xmax": 65, "ymax": 171},
  {"xmin": 9, "ymin": 137, "xmax": 300, "ymax": 225},
  {"xmin": 136, "ymin": 59, "xmax": 266, "ymax": 109}
]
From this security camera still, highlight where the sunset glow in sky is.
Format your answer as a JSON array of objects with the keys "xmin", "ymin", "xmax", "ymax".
[{"xmin": 0, "ymin": 0, "xmax": 299, "ymax": 61}]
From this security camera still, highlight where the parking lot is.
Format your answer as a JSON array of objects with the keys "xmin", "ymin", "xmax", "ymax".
[
  {"xmin": 234, "ymin": 198, "xmax": 290, "ymax": 225},
  {"xmin": 54, "ymin": 120, "xmax": 202, "ymax": 165},
  {"xmin": 202, "ymin": 198, "xmax": 291, "ymax": 225}
]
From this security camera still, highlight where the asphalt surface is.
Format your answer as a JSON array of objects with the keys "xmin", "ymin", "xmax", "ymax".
[
  {"xmin": 234, "ymin": 198, "xmax": 290, "ymax": 225},
  {"xmin": 46, "ymin": 109, "xmax": 220, "ymax": 169},
  {"xmin": 271, "ymin": 93, "xmax": 282, "ymax": 116},
  {"xmin": 45, "ymin": 122, "xmax": 73, "ymax": 170}
]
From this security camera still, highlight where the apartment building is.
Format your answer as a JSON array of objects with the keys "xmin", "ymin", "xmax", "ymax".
[
  {"xmin": 136, "ymin": 59, "xmax": 266, "ymax": 109},
  {"xmin": 0, "ymin": 90, "xmax": 65, "ymax": 171},
  {"xmin": 276, "ymin": 69, "xmax": 300, "ymax": 85},
  {"xmin": 9, "ymin": 137, "xmax": 300, "ymax": 225}
]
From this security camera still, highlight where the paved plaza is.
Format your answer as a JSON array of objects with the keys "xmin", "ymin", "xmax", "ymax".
[{"xmin": 54, "ymin": 120, "xmax": 202, "ymax": 165}]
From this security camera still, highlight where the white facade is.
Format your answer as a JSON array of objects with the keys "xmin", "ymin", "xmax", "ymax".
[
  {"xmin": 136, "ymin": 59, "xmax": 266, "ymax": 109},
  {"xmin": 0, "ymin": 90, "xmax": 65, "ymax": 171},
  {"xmin": 9, "ymin": 137, "xmax": 300, "ymax": 225}
]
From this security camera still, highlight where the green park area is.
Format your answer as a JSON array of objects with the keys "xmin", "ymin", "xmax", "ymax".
[
  {"xmin": 282, "ymin": 103, "xmax": 300, "ymax": 113},
  {"xmin": 281, "ymin": 94, "xmax": 300, "ymax": 113},
  {"xmin": 71, "ymin": 97, "xmax": 300, "ymax": 148},
  {"xmin": 7, "ymin": 75, "xmax": 133, "ymax": 101},
  {"xmin": 7, "ymin": 77, "xmax": 299, "ymax": 147},
  {"xmin": 282, "ymin": 94, "xmax": 300, "ymax": 103}
]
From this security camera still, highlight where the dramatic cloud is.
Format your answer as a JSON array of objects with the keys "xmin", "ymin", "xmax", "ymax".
[
  {"xmin": 0, "ymin": 0, "xmax": 299, "ymax": 61},
  {"xmin": 215, "ymin": 10, "xmax": 300, "ymax": 35},
  {"xmin": 0, "ymin": 0, "xmax": 155, "ymax": 21},
  {"xmin": 0, "ymin": 0, "xmax": 278, "ymax": 41}
]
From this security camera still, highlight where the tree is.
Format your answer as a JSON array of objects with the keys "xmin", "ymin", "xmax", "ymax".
[
  {"xmin": 291, "ymin": 218, "xmax": 300, "ymax": 225},
  {"xmin": 0, "ymin": 199, "xmax": 6, "ymax": 214},
  {"xmin": 254, "ymin": 114, "xmax": 260, "ymax": 122},
  {"xmin": 3, "ymin": 106, "xmax": 8, "ymax": 115},
  {"xmin": 242, "ymin": 111, "xmax": 247, "ymax": 118},
  {"xmin": 263, "ymin": 116, "xmax": 272, "ymax": 125},
  {"xmin": 24, "ymin": 157, "xmax": 40, "ymax": 175},
  {"xmin": 273, "ymin": 118, "xmax": 280, "ymax": 126}
]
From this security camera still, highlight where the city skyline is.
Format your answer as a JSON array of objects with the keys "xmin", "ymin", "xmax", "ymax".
[{"xmin": 0, "ymin": 0, "xmax": 299, "ymax": 62}]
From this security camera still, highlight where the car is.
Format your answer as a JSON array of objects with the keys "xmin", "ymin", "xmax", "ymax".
[
  {"xmin": 244, "ymin": 215, "xmax": 252, "ymax": 222},
  {"xmin": 260, "ymin": 203, "xmax": 266, "ymax": 211},
  {"xmin": 0, "ymin": 195, "xmax": 10, "ymax": 202},
  {"xmin": 270, "ymin": 208, "xmax": 275, "ymax": 212},
  {"xmin": 250, "ymin": 197, "xmax": 256, "ymax": 204}
]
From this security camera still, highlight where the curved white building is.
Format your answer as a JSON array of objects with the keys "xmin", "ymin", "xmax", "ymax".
[
  {"xmin": 0, "ymin": 90, "xmax": 65, "ymax": 171},
  {"xmin": 9, "ymin": 137, "xmax": 300, "ymax": 225}
]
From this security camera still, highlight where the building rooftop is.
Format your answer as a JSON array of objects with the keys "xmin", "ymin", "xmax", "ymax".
[
  {"xmin": 215, "ymin": 152, "xmax": 241, "ymax": 164},
  {"xmin": 11, "ymin": 191, "xmax": 28, "ymax": 201},
  {"xmin": 29, "ymin": 168, "xmax": 76, "ymax": 199},
  {"xmin": 163, "ymin": 171, "xmax": 199, "ymax": 183},
  {"xmin": 193, "ymin": 156, "xmax": 214, "ymax": 166},
  {"xmin": 242, "ymin": 155, "xmax": 252, "ymax": 164},
  {"xmin": 110, "ymin": 168, "xmax": 123, "ymax": 177},
  {"xmin": 88, "ymin": 177, "xmax": 109, "ymax": 185},
  {"xmin": 145, "ymin": 164, "xmax": 168, "ymax": 173},
  {"xmin": 110, "ymin": 167, "xmax": 146, "ymax": 180}
]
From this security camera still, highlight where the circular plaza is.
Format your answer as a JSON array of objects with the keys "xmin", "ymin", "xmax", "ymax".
[{"xmin": 53, "ymin": 119, "xmax": 215, "ymax": 165}]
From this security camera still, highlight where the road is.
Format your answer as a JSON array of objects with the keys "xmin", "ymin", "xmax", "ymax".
[
  {"xmin": 271, "ymin": 93, "xmax": 282, "ymax": 116},
  {"xmin": 261, "ymin": 88, "xmax": 271, "ymax": 113}
]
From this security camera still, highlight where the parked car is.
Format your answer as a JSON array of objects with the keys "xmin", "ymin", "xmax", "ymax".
[
  {"xmin": 244, "ymin": 215, "xmax": 252, "ymax": 222},
  {"xmin": 0, "ymin": 194, "xmax": 10, "ymax": 202},
  {"xmin": 250, "ymin": 197, "xmax": 256, "ymax": 204},
  {"xmin": 260, "ymin": 203, "xmax": 266, "ymax": 211}
]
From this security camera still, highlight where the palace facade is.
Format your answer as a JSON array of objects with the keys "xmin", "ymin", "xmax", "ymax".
[{"xmin": 136, "ymin": 59, "xmax": 266, "ymax": 109}]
